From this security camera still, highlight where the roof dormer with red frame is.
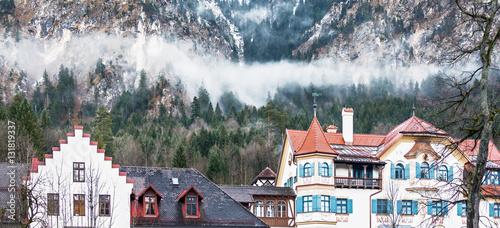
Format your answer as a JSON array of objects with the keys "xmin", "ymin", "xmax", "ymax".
[
  {"xmin": 175, "ymin": 185, "xmax": 204, "ymax": 219},
  {"xmin": 134, "ymin": 184, "xmax": 163, "ymax": 218}
]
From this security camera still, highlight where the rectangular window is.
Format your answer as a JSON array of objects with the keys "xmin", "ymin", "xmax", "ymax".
[
  {"xmin": 187, "ymin": 197, "xmax": 197, "ymax": 216},
  {"xmin": 321, "ymin": 195, "xmax": 329, "ymax": 212},
  {"xmin": 145, "ymin": 196, "xmax": 156, "ymax": 216},
  {"xmin": 47, "ymin": 193, "xmax": 59, "ymax": 216},
  {"xmin": 303, "ymin": 196, "xmax": 312, "ymax": 212},
  {"xmin": 73, "ymin": 194, "xmax": 85, "ymax": 216},
  {"xmin": 73, "ymin": 162, "xmax": 85, "ymax": 182},
  {"xmin": 99, "ymin": 195, "xmax": 110, "ymax": 216},
  {"xmin": 377, "ymin": 199, "xmax": 390, "ymax": 214},
  {"xmin": 494, "ymin": 203, "xmax": 500, "ymax": 217},
  {"xmin": 337, "ymin": 198, "xmax": 348, "ymax": 214},
  {"xmin": 401, "ymin": 200, "xmax": 412, "ymax": 215},
  {"xmin": 430, "ymin": 201, "xmax": 442, "ymax": 215}
]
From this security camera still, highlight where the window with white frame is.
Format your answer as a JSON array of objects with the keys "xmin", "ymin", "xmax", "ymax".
[
  {"xmin": 255, "ymin": 200, "xmax": 264, "ymax": 217},
  {"xmin": 266, "ymin": 200, "xmax": 275, "ymax": 217}
]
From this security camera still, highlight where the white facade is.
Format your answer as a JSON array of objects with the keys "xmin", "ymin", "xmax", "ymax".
[
  {"xmin": 29, "ymin": 126, "xmax": 133, "ymax": 228},
  {"xmin": 276, "ymin": 115, "xmax": 500, "ymax": 228}
]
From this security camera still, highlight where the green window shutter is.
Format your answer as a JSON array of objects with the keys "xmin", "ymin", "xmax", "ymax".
[
  {"xmin": 412, "ymin": 201, "xmax": 418, "ymax": 215},
  {"xmin": 416, "ymin": 162, "xmax": 421, "ymax": 178},
  {"xmin": 397, "ymin": 200, "xmax": 402, "ymax": 214},
  {"xmin": 391, "ymin": 163, "xmax": 395, "ymax": 179},
  {"xmin": 297, "ymin": 197, "xmax": 303, "ymax": 213},
  {"xmin": 311, "ymin": 162, "xmax": 315, "ymax": 176},
  {"xmin": 388, "ymin": 200, "xmax": 393, "ymax": 214},
  {"xmin": 299, "ymin": 164, "xmax": 304, "ymax": 177},
  {"xmin": 430, "ymin": 163, "xmax": 435, "ymax": 179},
  {"xmin": 490, "ymin": 203, "xmax": 495, "ymax": 217},
  {"xmin": 330, "ymin": 196, "xmax": 336, "ymax": 213},
  {"xmin": 448, "ymin": 166, "xmax": 454, "ymax": 181},
  {"xmin": 427, "ymin": 201, "xmax": 432, "ymax": 215},
  {"xmin": 443, "ymin": 201, "xmax": 448, "ymax": 215},
  {"xmin": 372, "ymin": 199, "xmax": 378, "ymax": 213},
  {"xmin": 347, "ymin": 199, "xmax": 353, "ymax": 214},
  {"xmin": 329, "ymin": 164, "xmax": 333, "ymax": 177},
  {"xmin": 405, "ymin": 164, "xmax": 410, "ymax": 179},
  {"xmin": 457, "ymin": 202, "xmax": 463, "ymax": 216}
]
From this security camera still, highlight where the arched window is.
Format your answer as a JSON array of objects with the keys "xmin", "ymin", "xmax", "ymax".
[
  {"xmin": 254, "ymin": 200, "xmax": 264, "ymax": 217},
  {"xmin": 438, "ymin": 165, "xmax": 448, "ymax": 181},
  {"xmin": 421, "ymin": 162, "xmax": 430, "ymax": 179},
  {"xmin": 277, "ymin": 200, "xmax": 286, "ymax": 217},
  {"xmin": 395, "ymin": 163, "xmax": 405, "ymax": 179},
  {"xmin": 304, "ymin": 163, "xmax": 312, "ymax": 177},
  {"xmin": 321, "ymin": 163, "xmax": 329, "ymax": 176},
  {"xmin": 266, "ymin": 200, "xmax": 275, "ymax": 217}
]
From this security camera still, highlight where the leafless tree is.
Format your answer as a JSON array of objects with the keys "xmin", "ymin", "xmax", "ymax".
[{"xmin": 439, "ymin": 1, "xmax": 500, "ymax": 227}]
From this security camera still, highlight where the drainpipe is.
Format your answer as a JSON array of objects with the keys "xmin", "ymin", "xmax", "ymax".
[{"xmin": 369, "ymin": 165, "xmax": 385, "ymax": 228}]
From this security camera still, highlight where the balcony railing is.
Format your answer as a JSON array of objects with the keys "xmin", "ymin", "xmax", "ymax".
[
  {"xmin": 260, "ymin": 217, "xmax": 294, "ymax": 227},
  {"xmin": 334, "ymin": 177, "xmax": 382, "ymax": 189}
]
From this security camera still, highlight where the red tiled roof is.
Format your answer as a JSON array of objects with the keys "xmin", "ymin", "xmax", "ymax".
[
  {"xmin": 460, "ymin": 139, "xmax": 500, "ymax": 164},
  {"xmin": 258, "ymin": 167, "xmax": 276, "ymax": 178},
  {"xmin": 295, "ymin": 118, "xmax": 338, "ymax": 156},
  {"xmin": 377, "ymin": 116, "xmax": 448, "ymax": 158},
  {"xmin": 482, "ymin": 185, "xmax": 500, "ymax": 197}
]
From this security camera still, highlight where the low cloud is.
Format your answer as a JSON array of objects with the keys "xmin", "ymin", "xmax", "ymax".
[{"xmin": 0, "ymin": 33, "xmax": 445, "ymax": 107}]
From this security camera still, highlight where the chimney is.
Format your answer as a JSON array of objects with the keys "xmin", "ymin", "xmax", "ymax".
[
  {"xmin": 326, "ymin": 125, "xmax": 338, "ymax": 133},
  {"xmin": 342, "ymin": 108, "xmax": 354, "ymax": 145}
]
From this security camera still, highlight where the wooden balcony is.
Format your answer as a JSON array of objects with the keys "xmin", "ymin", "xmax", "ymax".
[
  {"xmin": 334, "ymin": 177, "xmax": 382, "ymax": 189},
  {"xmin": 259, "ymin": 217, "xmax": 294, "ymax": 227}
]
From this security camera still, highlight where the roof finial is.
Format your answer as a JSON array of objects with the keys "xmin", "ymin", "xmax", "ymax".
[
  {"xmin": 312, "ymin": 92, "xmax": 321, "ymax": 118},
  {"xmin": 412, "ymin": 103, "xmax": 416, "ymax": 117}
]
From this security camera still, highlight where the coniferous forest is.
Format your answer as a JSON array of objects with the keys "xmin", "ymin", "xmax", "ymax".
[{"xmin": 0, "ymin": 65, "xmax": 499, "ymax": 185}]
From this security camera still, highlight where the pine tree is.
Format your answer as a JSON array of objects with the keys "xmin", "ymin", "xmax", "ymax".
[
  {"xmin": 172, "ymin": 144, "xmax": 188, "ymax": 168},
  {"xmin": 92, "ymin": 105, "xmax": 114, "ymax": 157},
  {"xmin": 40, "ymin": 108, "xmax": 50, "ymax": 129}
]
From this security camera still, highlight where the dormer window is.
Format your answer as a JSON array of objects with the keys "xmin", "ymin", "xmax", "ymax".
[
  {"xmin": 176, "ymin": 185, "xmax": 204, "ymax": 219},
  {"xmin": 187, "ymin": 197, "xmax": 197, "ymax": 216},
  {"xmin": 136, "ymin": 184, "xmax": 162, "ymax": 218},
  {"xmin": 145, "ymin": 196, "xmax": 156, "ymax": 216}
]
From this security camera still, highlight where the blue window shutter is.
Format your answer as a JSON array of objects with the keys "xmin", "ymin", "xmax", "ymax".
[
  {"xmin": 412, "ymin": 201, "xmax": 418, "ymax": 215},
  {"xmin": 318, "ymin": 162, "xmax": 321, "ymax": 175},
  {"xmin": 311, "ymin": 162, "xmax": 315, "ymax": 176},
  {"xmin": 330, "ymin": 196, "xmax": 336, "ymax": 212},
  {"xmin": 457, "ymin": 202, "xmax": 463, "ymax": 216},
  {"xmin": 297, "ymin": 197, "xmax": 303, "ymax": 213},
  {"xmin": 372, "ymin": 199, "xmax": 378, "ymax": 213},
  {"xmin": 316, "ymin": 195, "xmax": 322, "ymax": 211},
  {"xmin": 347, "ymin": 199, "xmax": 353, "ymax": 214},
  {"xmin": 443, "ymin": 201, "xmax": 448, "ymax": 215},
  {"xmin": 427, "ymin": 201, "xmax": 432, "ymax": 215},
  {"xmin": 416, "ymin": 162, "xmax": 421, "ymax": 178},
  {"xmin": 405, "ymin": 164, "xmax": 410, "ymax": 179},
  {"xmin": 490, "ymin": 203, "xmax": 494, "ymax": 217},
  {"xmin": 296, "ymin": 166, "xmax": 298, "ymax": 178},
  {"xmin": 299, "ymin": 164, "xmax": 304, "ymax": 177},
  {"xmin": 430, "ymin": 163, "xmax": 435, "ymax": 179},
  {"xmin": 448, "ymin": 166, "xmax": 454, "ymax": 181},
  {"xmin": 312, "ymin": 195, "xmax": 318, "ymax": 211},
  {"xmin": 388, "ymin": 200, "xmax": 393, "ymax": 214},
  {"xmin": 329, "ymin": 164, "xmax": 333, "ymax": 177},
  {"xmin": 397, "ymin": 200, "xmax": 402, "ymax": 214},
  {"xmin": 391, "ymin": 163, "xmax": 395, "ymax": 179}
]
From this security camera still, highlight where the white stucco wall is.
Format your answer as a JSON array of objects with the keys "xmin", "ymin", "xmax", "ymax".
[{"xmin": 29, "ymin": 127, "xmax": 133, "ymax": 228}]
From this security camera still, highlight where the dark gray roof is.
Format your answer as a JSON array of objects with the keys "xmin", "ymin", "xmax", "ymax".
[
  {"xmin": 219, "ymin": 186, "xmax": 296, "ymax": 204},
  {"xmin": 121, "ymin": 166, "xmax": 269, "ymax": 228},
  {"xmin": 331, "ymin": 145, "xmax": 380, "ymax": 157}
]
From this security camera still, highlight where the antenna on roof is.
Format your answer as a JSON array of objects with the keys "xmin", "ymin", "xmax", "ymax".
[
  {"xmin": 312, "ymin": 92, "xmax": 321, "ymax": 118},
  {"xmin": 412, "ymin": 103, "xmax": 416, "ymax": 117}
]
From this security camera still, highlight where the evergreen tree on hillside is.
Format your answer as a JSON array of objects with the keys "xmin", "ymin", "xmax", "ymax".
[
  {"xmin": 172, "ymin": 144, "xmax": 188, "ymax": 168},
  {"xmin": 92, "ymin": 105, "xmax": 114, "ymax": 157}
]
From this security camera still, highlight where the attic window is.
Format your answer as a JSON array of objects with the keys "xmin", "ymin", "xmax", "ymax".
[
  {"xmin": 172, "ymin": 178, "xmax": 179, "ymax": 185},
  {"xmin": 175, "ymin": 185, "xmax": 204, "ymax": 219}
]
